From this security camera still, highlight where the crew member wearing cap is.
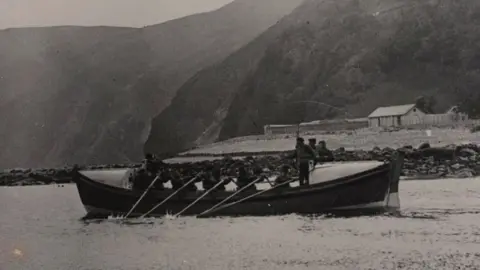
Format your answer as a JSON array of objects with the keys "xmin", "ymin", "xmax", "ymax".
[
  {"xmin": 308, "ymin": 138, "xmax": 319, "ymax": 166},
  {"xmin": 317, "ymin": 140, "xmax": 334, "ymax": 163},
  {"xmin": 287, "ymin": 137, "xmax": 317, "ymax": 186},
  {"xmin": 143, "ymin": 153, "xmax": 166, "ymax": 178}
]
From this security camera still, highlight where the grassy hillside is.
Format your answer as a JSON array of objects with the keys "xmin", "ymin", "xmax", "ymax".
[
  {"xmin": 181, "ymin": 128, "xmax": 478, "ymax": 155},
  {"xmin": 146, "ymin": 0, "xmax": 480, "ymax": 156},
  {"xmin": 0, "ymin": 0, "xmax": 302, "ymax": 169}
]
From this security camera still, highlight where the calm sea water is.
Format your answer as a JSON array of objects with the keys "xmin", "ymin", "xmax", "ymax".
[{"xmin": 1, "ymin": 179, "xmax": 480, "ymax": 270}]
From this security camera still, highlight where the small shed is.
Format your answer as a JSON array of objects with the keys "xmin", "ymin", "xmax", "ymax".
[
  {"xmin": 368, "ymin": 104, "xmax": 425, "ymax": 127},
  {"xmin": 446, "ymin": 105, "xmax": 469, "ymax": 121}
]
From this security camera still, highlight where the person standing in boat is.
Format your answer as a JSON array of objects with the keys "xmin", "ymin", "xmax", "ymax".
[
  {"xmin": 308, "ymin": 138, "xmax": 317, "ymax": 151},
  {"xmin": 142, "ymin": 153, "xmax": 163, "ymax": 179},
  {"xmin": 316, "ymin": 140, "xmax": 334, "ymax": 163},
  {"xmin": 143, "ymin": 153, "xmax": 154, "ymax": 170},
  {"xmin": 287, "ymin": 137, "xmax": 317, "ymax": 186},
  {"xmin": 308, "ymin": 138, "xmax": 319, "ymax": 166}
]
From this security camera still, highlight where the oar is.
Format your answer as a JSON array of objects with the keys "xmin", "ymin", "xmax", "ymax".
[
  {"xmin": 200, "ymin": 177, "xmax": 297, "ymax": 217},
  {"xmin": 227, "ymin": 176, "xmax": 237, "ymax": 186},
  {"xmin": 124, "ymin": 175, "xmax": 161, "ymax": 219},
  {"xmin": 173, "ymin": 178, "xmax": 226, "ymax": 218},
  {"xmin": 198, "ymin": 176, "xmax": 264, "ymax": 217},
  {"xmin": 261, "ymin": 175, "xmax": 274, "ymax": 187},
  {"xmin": 139, "ymin": 172, "xmax": 202, "ymax": 218}
]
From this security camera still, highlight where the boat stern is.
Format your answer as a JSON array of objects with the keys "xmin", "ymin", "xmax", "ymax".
[{"xmin": 385, "ymin": 151, "xmax": 405, "ymax": 213}]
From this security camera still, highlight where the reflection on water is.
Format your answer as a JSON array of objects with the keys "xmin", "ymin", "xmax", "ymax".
[{"xmin": 1, "ymin": 178, "xmax": 480, "ymax": 269}]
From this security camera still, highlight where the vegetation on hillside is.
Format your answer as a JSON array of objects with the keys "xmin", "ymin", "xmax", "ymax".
[
  {"xmin": 147, "ymin": 0, "xmax": 480, "ymax": 157},
  {"xmin": 0, "ymin": 0, "xmax": 302, "ymax": 168}
]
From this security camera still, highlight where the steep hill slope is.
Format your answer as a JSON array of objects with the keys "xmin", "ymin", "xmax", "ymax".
[
  {"xmin": 146, "ymin": 0, "xmax": 480, "ymax": 155},
  {"xmin": 0, "ymin": 0, "xmax": 302, "ymax": 169}
]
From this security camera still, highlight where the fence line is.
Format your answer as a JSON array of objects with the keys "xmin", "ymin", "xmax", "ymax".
[
  {"xmin": 264, "ymin": 118, "xmax": 368, "ymax": 135},
  {"xmin": 264, "ymin": 115, "xmax": 480, "ymax": 135}
]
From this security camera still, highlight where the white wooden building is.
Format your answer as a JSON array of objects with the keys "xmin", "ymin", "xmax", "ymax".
[{"xmin": 368, "ymin": 104, "xmax": 426, "ymax": 127}]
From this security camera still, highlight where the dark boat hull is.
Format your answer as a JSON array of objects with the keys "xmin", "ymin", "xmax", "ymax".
[{"xmin": 73, "ymin": 154, "xmax": 403, "ymax": 219}]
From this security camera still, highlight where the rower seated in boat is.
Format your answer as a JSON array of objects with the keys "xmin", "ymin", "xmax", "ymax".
[
  {"xmin": 131, "ymin": 168, "xmax": 152, "ymax": 190},
  {"xmin": 170, "ymin": 168, "xmax": 188, "ymax": 190},
  {"xmin": 274, "ymin": 165, "xmax": 292, "ymax": 188},
  {"xmin": 179, "ymin": 169, "xmax": 200, "ymax": 192},
  {"xmin": 251, "ymin": 162, "xmax": 264, "ymax": 175},
  {"xmin": 236, "ymin": 165, "xmax": 257, "ymax": 191},
  {"xmin": 158, "ymin": 167, "xmax": 171, "ymax": 184},
  {"xmin": 202, "ymin": 164, "xmax": 231, "ymax": 191},
  {"xmin": 131, "ymin": 167, "xmax": 165, "ymax": 190}
]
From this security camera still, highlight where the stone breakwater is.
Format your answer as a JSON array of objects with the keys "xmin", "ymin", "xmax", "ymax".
[
  {"xmin": 2, "ymin": 144, "xmax": 480, "ymax": 186},
  {"xmin": 179, "ymin": 143, "xmax": 480, "ymax": 179},
  {"xmin": 334, "ymin": 144, "xmax": 480, "ymax": 179},
  {"xmin": 0, "ymin": 163, "xmax": 140, "ymax": 187}
]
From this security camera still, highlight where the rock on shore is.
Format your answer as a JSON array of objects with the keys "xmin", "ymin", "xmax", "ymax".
[
  {"xmin": 2, "ymin": 144, "xmax": 480, "ymax": 186},
  {"xmin": 333, "ymin": 144, "xmax": 480, "ymax": 179}
]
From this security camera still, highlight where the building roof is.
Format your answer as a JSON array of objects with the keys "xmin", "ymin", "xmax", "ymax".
[
  {"xmin": 368, "ymin": 104, "xmax": 416, "ymax": 118},
  {"xmin": 446, "ymin": 106, "xmax": 459, "ymax": 114},
  {"xmin": 300, "ymin": 118, "xmax": 368, "ymax": 126},
  {"xmin": 264, "ymin": 124, "xmax": 296, "ymax": 128}
]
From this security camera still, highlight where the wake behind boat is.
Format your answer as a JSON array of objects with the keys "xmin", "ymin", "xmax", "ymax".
[{"xmin": 73, "ymin": 152, "xmax": 404, "ymax": 219}]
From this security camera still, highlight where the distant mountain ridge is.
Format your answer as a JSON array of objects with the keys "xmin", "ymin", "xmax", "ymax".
[
  {"xmin": 145, "ymin": 0, "xmax": 480, "ymax": 156},
  {"xmin": 0, "ymin": 0, "xmax": 303, "ymax": 169}
]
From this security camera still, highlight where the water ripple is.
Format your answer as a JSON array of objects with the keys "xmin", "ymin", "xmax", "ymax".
[{"xmin": 2, "ymin": 180, "xmax": 480, "ymax": 269}]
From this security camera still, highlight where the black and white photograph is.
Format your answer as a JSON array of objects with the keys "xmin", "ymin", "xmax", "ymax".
[{"xmin": 1, "ymin": 0, "xmax": 480, "ymax": 269}]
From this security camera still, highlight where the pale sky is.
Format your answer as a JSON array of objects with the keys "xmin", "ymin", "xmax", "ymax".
[{"xmin": 0, "ymin": 0, "xmax": 234, "ymax": 29}]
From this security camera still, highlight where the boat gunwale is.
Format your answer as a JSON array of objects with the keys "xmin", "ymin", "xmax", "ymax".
[{"xmin": 74, "ymin": 162, "xmax": 391, "ymax": 202}]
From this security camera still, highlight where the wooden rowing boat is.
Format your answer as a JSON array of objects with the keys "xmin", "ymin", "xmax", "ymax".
[{"xmin": 73, "ymin": 153, "xmax": 404, "ymax": 218}]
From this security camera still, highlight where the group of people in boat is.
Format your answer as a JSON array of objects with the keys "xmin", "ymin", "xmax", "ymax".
[
  {"xmin": 131, "ymin": 137, "xmax": 333, "ymax": 192},
  {"xmin": 131, "ymin": 154, "xmax": 267, "ymax": 193},
  {"xmin": 282, "ymin": 137, "xmax": 334, "ymax": 186}
]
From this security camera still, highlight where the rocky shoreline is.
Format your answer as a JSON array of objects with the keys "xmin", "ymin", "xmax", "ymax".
[
  {"xmin": 2, "ymin": 144, "xmax": 480, "ymax": 187},
  {"xmin": 0, "ymin": 163, "xmax": 140, "ymax": 187}
]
